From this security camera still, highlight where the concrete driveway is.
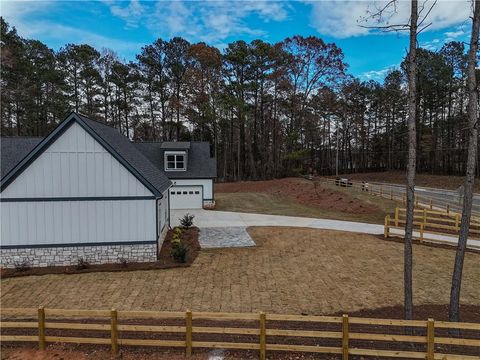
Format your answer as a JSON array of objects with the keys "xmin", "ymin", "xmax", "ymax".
[
  {"xmin": 171, "ymin": 209, "xmax": 480, "ymax": 250},
  {"xmin": 171, "ymin": 209, "xmax": 384, "ymax": 234}
]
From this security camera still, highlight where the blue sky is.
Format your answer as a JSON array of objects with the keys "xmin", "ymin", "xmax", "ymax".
[{"xmin": 1, "ymin": 0, "xmax": 473, "ymax": 81}]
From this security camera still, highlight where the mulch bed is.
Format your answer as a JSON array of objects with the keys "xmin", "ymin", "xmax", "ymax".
[
  {"xmin": 215, "ymin": 178, "xmax": 379, "ymax": 215},
  {"xmin": 0, "ymin": 227, "xmax": 200, "ymax": 279}
]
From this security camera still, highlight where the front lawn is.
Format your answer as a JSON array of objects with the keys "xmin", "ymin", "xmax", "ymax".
[
  {"xmin": 2, "ymin": 227, "xmax": 478, "ymax": 316},
  {"xmin": 215, "ymin": 177, "xmax": 401, "ymax": 224}
]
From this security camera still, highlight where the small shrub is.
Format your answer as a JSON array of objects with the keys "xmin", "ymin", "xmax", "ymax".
[
  {"xmin": 180, "ymin": 213, "xmax": 195, "ymax": 229},
  {"xmin": 117, "ymin": 257, "xmax": 128, "ymax": 267},
  {"xmin": 171, "ymin": 243, "xmax": 188, "ymax": 263},
  {"xmin": 76, "ymin": 257, "xmax": 90, "ymax": 270},
  {"xmin": 170, "ymin": 227, "xmax": 183, "ymax": 245},
  {"xmin": 13, "ymin": 260, "xmax": 31, "ymax": 272}
]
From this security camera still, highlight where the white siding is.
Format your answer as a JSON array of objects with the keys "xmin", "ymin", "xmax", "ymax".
[
  {"xmin": 170, "ymin": 179, "xmax": 213, "ymax": 200},
  {"xmin": 157, "ymin": 189, "xmax": 169, "ymax": 234},
  {"xmin": 0, "ymin": 200, "xmax": 156, "ymax": 247},
  {"xmin": 2, "ymin": 122, "xmax": 152, "ymax": 198}
]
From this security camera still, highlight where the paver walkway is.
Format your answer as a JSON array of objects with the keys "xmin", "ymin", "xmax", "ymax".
[
  {"xmin": 199, "ymin": 227, "xmax": 255, "ymax": 248},
  {"xmin": 171, "ymin": 210, "xmax": 480, "ymax": 249}
]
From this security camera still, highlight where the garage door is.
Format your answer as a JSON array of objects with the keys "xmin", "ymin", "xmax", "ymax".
[{"xmin": 170, "ymin": 186, "xmax": 203, "ymax": 209}]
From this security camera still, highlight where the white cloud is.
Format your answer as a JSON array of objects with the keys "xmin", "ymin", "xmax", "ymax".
[
  {"xmin": 108, "ymin": 0, "xmax": 289, "ymax": 44},
  {"xmin": 307, "ymin": 0, "xmax": 472, "ymax": 39},
  {"xmin": 102, "ymin": 0, "xmax": 146, "ymax": 28},
  {"xmin": 360, "ymin": 64, "xmax": 398, "ymax": 81}
]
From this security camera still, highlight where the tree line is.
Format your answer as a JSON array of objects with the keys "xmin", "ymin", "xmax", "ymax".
[{"xmin": 1, "ymin": 17, "xmax": 478, "ymax": 180}]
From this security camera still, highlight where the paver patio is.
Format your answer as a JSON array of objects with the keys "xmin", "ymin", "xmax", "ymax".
[{"xmin": 1, "ymin": 227, "xmax": 478, "ymax": 315}]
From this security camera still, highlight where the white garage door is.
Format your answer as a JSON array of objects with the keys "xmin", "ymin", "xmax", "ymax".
[{"xmin": 170, "ymin": 186, "xmax": 203, "ymax": 209}]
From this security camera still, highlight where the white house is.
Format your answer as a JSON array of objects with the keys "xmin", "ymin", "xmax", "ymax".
[
  {"xmin": 0, "ymin": 112, "xmax": 216, "ymax": 268},
  {"xmin": 134, "ymin": 141, "xmax": 216, "ymax": 210}
]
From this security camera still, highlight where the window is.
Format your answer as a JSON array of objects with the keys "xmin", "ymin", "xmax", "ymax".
[{"xmin": 165, "ymin": 152, "xmax": 186, "ymax": 171}]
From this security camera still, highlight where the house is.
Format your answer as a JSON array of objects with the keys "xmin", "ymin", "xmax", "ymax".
[
  {"xmin": 0, "ymin": 112, "xmax": 216, "ymax": 268},
  {"xmin": 134, "ymin": 141, "xmax": 216, "ymax": 209}
]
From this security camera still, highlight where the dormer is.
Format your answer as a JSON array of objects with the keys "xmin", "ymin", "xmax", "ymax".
[{"xmin": 161, "ymin": 142, "xmax": 190, "ymax": 172}]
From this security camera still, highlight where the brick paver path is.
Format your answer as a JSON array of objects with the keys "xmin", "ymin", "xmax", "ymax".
[{"xmin": 1, "ymin": 227, "xmax": 478, "ymax": 315}]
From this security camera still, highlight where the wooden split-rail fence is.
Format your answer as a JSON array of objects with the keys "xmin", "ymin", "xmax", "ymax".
[
  {"xmin": 1, "ymin": 307, "xmax": 479, "ymax": 359},
  {"xmin": 316, "ymin": 177, "xmax": 480, "ymax": 218},
  {"xmin": 384, "ymin": 207, "xmax": 480, "ymax": 244}
]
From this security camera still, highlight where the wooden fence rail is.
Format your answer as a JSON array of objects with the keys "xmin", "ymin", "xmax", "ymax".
[
  {"xmin": 1, "ymin": 308, "xmax": 479, "ymax": 359},
  {"xmin": 384, "ymin": 207, "xmax": 480, "ymax": 244},
  {"xmin": 316, "ymin": 177, "xmax": 480, "ymax": 219}
]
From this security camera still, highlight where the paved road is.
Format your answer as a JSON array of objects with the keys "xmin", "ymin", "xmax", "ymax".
[
  {"xmin": 365, "ymin": 181, "xmax": 480, "ymax": 214},
  {"xmin": 171, "ymin": 209, "xmax": 480, "ymax": 249}
]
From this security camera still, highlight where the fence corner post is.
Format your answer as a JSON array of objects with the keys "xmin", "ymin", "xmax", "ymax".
[
  {"xmin": 259, "ymin": 312, "xmax": 266, "ymax": 360},
  {"xmin": 38, "ymin": 307, "xmax": 46, "ymax": 350},
  {"xmin": 110, "ymin": 308, "xmax": 118, "ymax": 356},
  {"xmin": 342, "ymin": 314, "xmax": 349, "ymax": 360},
  {"xmin": 427, "ymin": 318, "xmax": 435, "ymax": 360},
  {"xmin": 384, "ymin": 215, "xmax": 390, "ymax": 238},
  {"xmin": 186, "ymin": 309, "xmax": 193, "ymax": 357}
]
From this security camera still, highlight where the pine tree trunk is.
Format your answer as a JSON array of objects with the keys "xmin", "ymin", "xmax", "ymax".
[
  {"xmin": 449, "ymin": 0, "xmax": 480, "ymax": 323},
  {"xmin": 404, "ymin": 0, "xmax": 418, "ymax": 321}
]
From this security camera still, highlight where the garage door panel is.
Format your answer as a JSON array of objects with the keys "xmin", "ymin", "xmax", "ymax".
[{"xmin": 170, "ymin": 186, "xmax": 202, "ymax": 209}]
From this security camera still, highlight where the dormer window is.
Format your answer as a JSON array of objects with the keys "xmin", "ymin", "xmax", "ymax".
[{"xmin": 165, "ymin": 151, "xmax": 186, "ymax": 171}]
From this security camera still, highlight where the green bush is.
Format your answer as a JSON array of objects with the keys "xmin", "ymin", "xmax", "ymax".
[
  {"xmin": 76, "ymin": 257, "xmax": 90, "ymax": 270},
  {"xmin": 179, "ymin": 213, "xmax": 195, "ymax": 229},
  {"xmin": 171, "ymin": 243, "xmax": 188, "ymax": 263}
]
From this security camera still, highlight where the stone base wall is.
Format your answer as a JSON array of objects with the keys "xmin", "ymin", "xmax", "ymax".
[{"xmin": 0, "ymin": 243, "xmax": 157, "ymax": 268}]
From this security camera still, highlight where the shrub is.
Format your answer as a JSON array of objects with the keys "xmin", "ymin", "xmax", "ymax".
[
  {"xmin": 180, "ymin": 213, "xmax": 195, "ymax": 229},
  {"xmin": 76, "ymin": 257, "xmax": 90, "ymax": 270},
  {"xmin": 171, "ymin": 243, "xmax": 188, "ymax": 263},
  {"xmin": 13, "ymin": 260, "xmax": 31, "ymax": 272},
  {"xmin": 117, "ymin": 257, "xmax": 128, "ymax": 267}
]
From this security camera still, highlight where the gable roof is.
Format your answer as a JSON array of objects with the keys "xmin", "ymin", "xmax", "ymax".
[
  {"xmin": 1, "ymin": 137, "xmax": 43, "ymax": 178},
  {"xmin": 160, "ymin": 142, "xmax": 191, "ymax": 150},
  {"xmin": 1, "ymin": 112, "xmax": 171, "ymax": 196},
  {"xmin": 134, "ymin": 141, "xmax": 217, "ymax": 179}
]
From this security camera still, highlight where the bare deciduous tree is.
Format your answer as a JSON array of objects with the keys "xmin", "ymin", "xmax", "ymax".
[{"xmin": 449, "ymin": 0, "xmax": 480, "ymax": 323}]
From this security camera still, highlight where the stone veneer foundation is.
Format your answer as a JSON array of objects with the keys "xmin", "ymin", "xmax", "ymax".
[{"xmin": 0, "ymin": 243, "xmax": 157, "ymax": 268}]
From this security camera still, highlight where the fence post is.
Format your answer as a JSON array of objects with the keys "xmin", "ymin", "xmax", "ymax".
[
  {"xmin": 186, "ymin": 309, "xmax": 193, "ymax": 357},
  {"xmin": 380, "ymin": 186, "xmax": 383, "ymax": 197},
  {"xmin": 342, "ymin": 314, "xmax": 349, "ymax": 360},
  {"xmin": 384, "ymin": 215, "xmax": 390, "ymax": 238},
  {"xmin": 423, "ymin": 208, "xmax": 427, "ymax": 227},
  {"xmin": 446, "ymin": 204, "xmax": 450, "ymax": 214},
  {"xmin": 455, "ymin": 214, "xmax": 460, "ymax": 232},
  {"xmin": 259, "ymin": 312, "xmax": 266, "ymax": 360},
  {"xmin": 402, "ymin": 194, "xmax": 406, "ymax": 204},
  {"xmin": 110, "ymin": 308, "xmax": 118, "ymax": 356},
  {"xmin": 395, "ymin": 207, "xmax": 399, "ymax": 227},
  {"xmin": 427, "ymin": 318, "xmax": 435, "ymax": 360},
  {"xmin": 429, "ymin": 199, "xmax": 433, "ymax": 210},
  {"xmin": 390, "ymin": 190, "xmax": 393, "ymax": 200},
  {"xmin": 420, "ymin": 223, "xmax": 424, "ymax": 241},
  {"xmin": 38, "ymin": 307, "xmax": 46, "ymax": 350}
]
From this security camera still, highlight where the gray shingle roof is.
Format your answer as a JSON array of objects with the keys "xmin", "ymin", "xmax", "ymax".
[
  {"xmin": 160, "ymin": 142, "xmax": 191, "ymax": 150},
  {"xmin": 1, "ymin": 137, "xmax": 43, "ymax": 178},
  {"xmin": 1, "ymin": 113, "xmax": 172, "ymax": 196},
  {"xmin": 134, "ymin": 141, "xmax": 217, "ymax": 179}
]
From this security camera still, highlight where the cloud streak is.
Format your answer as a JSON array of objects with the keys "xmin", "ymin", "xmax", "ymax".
[{"xmin": 306, "ymin": 0, "xmax": 472, "ymax": 39}]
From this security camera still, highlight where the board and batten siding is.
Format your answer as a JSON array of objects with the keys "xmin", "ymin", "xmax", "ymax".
[
  {"xmin": 1, "ymin": 122, "xmax": 152, "ymax": 198},
  {"xmin": 0, "ymin": 200, "xmax": 156, "ymax": 247},
  {"xmin": 1, "ymin": 121, "xmax": 158, "ymax": 249}
]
